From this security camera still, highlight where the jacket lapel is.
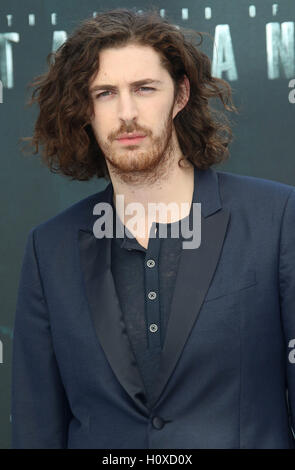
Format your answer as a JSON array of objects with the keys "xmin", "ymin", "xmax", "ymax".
[
  {"xmin": 150, "ymin": 208, "xmax": 230, "ymax": 408},
  {"xmin": 78, "ymin": 167, "xmax": 230, "ymax": 414},
  {"xmin": 148, "ymin": 167, "xmax": 230, "ymax": 408},
  {"xmin": 78, "ymin": 183, "xmax": 150, "ymax": 416}
]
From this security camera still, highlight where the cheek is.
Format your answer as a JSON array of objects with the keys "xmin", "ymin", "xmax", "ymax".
[
  {"xmin": 141, "ymin": 105, "xmax": 169, "ymax": 129},
  {"xmin": 157, "ymin": 100, "xmax": 174, "ymax": 123},
  {"xmin": 91, "ymin": 112, "xmax": 109, "ymax": 137}
]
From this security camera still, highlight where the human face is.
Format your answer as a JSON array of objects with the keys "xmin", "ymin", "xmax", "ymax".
[{"xmin": 89, "ymin": 43, "xmax": 185, "ymax": 185}]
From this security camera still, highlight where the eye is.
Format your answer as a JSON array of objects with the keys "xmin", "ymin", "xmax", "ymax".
[
  {"xmin": 94, "ymin": 87, "xmax": 155, "ymax": 99},
  {"xmin": 95, "ymin": 91, "xmax": 112, "ymax": 99},
  {"xmin": 138, "ymin": 87, "xmax": 155, "ymax": 92}
]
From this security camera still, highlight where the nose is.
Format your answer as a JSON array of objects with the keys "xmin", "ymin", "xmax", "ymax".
[{"xmin": 117, "ymin": 90, "xmax": 139, "ymax": 123}]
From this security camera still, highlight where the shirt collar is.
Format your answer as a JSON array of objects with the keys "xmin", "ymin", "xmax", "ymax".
[{"xmin": 111, "ymin": 164, "xmax": 200, "ymax": 251}]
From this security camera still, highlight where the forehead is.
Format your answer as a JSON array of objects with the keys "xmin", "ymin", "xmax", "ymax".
[{"xmin": 94, "ymin": 44, "xmax": 168, "ymax": 81}]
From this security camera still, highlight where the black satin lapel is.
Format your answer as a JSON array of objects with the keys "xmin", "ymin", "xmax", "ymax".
[
  {"xmin": 150, "ymin": 208, "xmax": 231, "ymax": 408},
  {"xmin": 78, "ymin": 228, "xmax": 150, "ymax": 415}
]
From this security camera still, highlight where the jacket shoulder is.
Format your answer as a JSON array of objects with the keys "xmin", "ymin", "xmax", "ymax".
[
  {"xmin": 216, "ymin": 169, "xmax": 295, "ymax": 206},
  {"xmin": 29, "ymin": 183, "xmax": 110, "ymax": 240}
]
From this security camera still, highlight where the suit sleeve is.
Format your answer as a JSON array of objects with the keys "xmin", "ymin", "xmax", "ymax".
[
  {"xmin": 11, "ymin": 228, "xmax": 72, "ymax": 448},
  {"xmin": 279, "ymin": 188, "xmax": 295, "ymax": 440}
]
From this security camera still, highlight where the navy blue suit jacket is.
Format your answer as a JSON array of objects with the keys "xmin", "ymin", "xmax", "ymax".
[{"xmin": 11, "ymin": 167, "xmax": 295, "ymax": 448}]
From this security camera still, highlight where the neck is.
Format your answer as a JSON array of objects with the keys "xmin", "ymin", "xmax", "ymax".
[{"xmin": 111, "ymin": 155, "xmax": 195, "ymax": 228}]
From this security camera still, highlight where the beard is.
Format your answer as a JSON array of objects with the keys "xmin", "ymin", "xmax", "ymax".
[{"xmin": 94, "ymin": 105, "xmax": 178, "ymax": 187}]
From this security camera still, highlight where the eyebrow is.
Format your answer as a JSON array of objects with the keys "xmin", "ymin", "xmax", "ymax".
[{"xmin": 90, "ymin": 78, "xmax": 163, "ymax": 93}]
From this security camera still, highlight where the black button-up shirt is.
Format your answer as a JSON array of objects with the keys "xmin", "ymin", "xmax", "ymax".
[{"xmin": 110, "ymin": 168, "xmax": 197, "ymax": 408}]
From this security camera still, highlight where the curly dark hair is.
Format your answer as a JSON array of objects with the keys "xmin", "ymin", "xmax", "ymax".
[{"xmin": 20, "ymin": 6, "xmax": 238, "ymax": 182}]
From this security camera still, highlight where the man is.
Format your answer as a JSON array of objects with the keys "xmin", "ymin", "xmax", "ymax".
[{"xmin": 11, "ymin": 8, "xmax": 295, "ymax": 448}]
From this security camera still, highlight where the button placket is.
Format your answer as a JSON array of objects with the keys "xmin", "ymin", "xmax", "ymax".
[{"xmin": 144, "ymin": 222, "xmax": 161, "ymax": 349}]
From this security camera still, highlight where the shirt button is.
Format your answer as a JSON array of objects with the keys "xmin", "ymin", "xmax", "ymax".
[
  {"xmin": 146, "ymin": 259, "xmax": 155, "ymax": 268},
  {"xmin": 152, "ymin": 416, "xmax": 165, "ymax": 430},
  {"xmin": 149, "ymin": 323, "xmax": 158, "ymax": 333},
  {"xmin": 148, "ymin": 291, "xmax": 157, "ymax": 300}
]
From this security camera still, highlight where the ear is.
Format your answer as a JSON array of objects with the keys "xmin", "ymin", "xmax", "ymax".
[{"xmin": 173, "ymin": 74, "xmax": 190, "ymax": 119}]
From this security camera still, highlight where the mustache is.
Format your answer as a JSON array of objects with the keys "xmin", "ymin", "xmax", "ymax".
[{"xmin": 112, "ymin": 128, "xmax": 150, "ymax": 140}]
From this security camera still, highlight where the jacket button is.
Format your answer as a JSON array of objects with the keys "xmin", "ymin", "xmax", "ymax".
[{"xmin": 152, "ymin": 416, "xmax": 165, "ymax": 430}]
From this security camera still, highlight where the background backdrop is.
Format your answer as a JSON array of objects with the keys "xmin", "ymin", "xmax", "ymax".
[{"xmin": 0, "ymin": 0, "xmax": 294, "ymax": 448}]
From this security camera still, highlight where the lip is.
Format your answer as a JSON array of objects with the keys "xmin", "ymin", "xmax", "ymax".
[{"xmin": 116, "ymin": 135, "xmax": 146, "ymax": 144}]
